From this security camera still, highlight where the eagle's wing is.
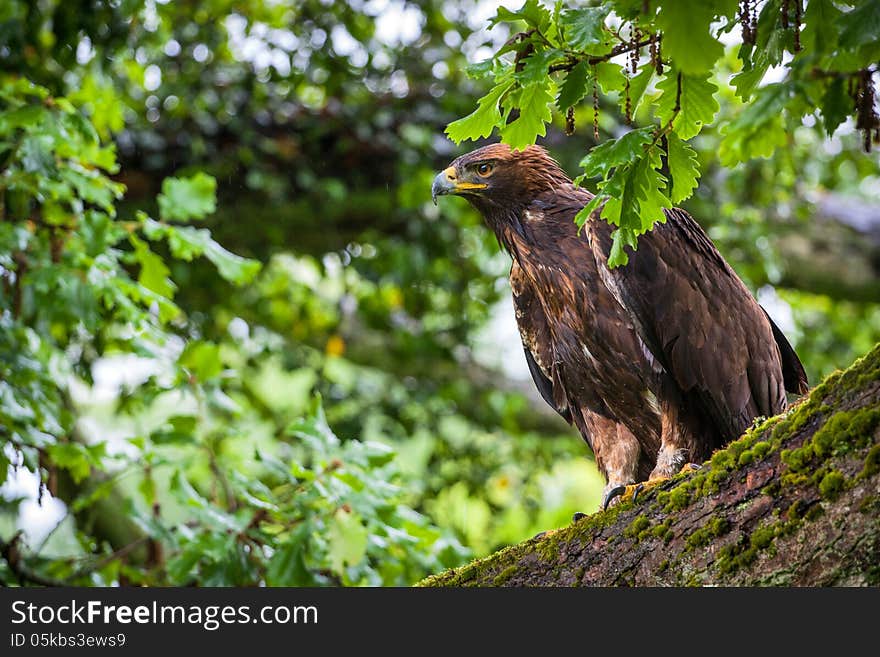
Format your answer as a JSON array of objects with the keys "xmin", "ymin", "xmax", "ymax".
[
  {"xmin": 586, "ymin": 207, "xmax": 802, "ymax": 442},
  {"xmin": 509, "ymin": 260, "xmax": 572, "ymax": 425}
]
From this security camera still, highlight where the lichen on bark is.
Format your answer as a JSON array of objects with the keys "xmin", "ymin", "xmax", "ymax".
[{"xmin": 419, "ymin": 343, "xmax": 880, "ymax": 587}]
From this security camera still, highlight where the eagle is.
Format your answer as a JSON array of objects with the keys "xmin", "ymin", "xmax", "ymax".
[{"xmin": 432, "ymin": 143, "xmax": 808, "ymax": 509}]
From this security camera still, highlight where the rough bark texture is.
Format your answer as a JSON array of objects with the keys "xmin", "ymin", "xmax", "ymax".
[{"xmin": 420, "ymin": 343, "xmax": 880, "ymax": 587}]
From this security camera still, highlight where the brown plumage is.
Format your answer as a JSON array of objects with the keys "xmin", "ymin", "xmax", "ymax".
[{"xmin": 432, "ymin": 143, "xmax": 808, "ymax": 506}]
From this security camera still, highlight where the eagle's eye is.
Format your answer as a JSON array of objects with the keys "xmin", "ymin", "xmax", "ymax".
[{"xmin": 476, "ymin": 162, "xmax": 493, "ymax": 177}]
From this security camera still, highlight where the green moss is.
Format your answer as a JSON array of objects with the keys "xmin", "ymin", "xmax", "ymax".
[
  {"xmin": 842, "ymin": 344, "xmax": 880, "ymax": 394},
  {"xmin": 737, "ymin": 449, "xmax": 755, "ymax": 467},
  {"xmin": 650, "ymin": 520, "xmax": 671, "ymax": 540},
  {"xmin": 779, "ymin": 471, "xmax": 810, "ymax": 488},
  {"xmin": 858, "ymin": 445, "xmax": 880, "ymax": 480},
  {"xmin": 666, "ymin": 486, "xmax": 691, "ymax": 511},
  {"xmin": 686, "ymin": 516, "xmax": 730, "ymax": 549},
  {"xmin": 811, "ymin": 407, "xmax": 880, "ymax": 458},
  {"xmin": 711, "ymin": 450, "xmax": 735, "ymax": 470},
  {"xmin": 818, "ymin": 470, "xmax": 846, "ymax": 500},
  {"xmin": 715, "ymin": 516, "xmax": 794, "ymax": 575},
  {"xmin": 750, "ymin": 525, "xmax": 775, "ymax": 550},
  {"xmin": 751, "ymin": 441, "xmax": 771, "ymax": 459},
  {"xmin": 535, "ymin": 534, "xmax": 562, "ymax": 562},
  {"xmin": 492, "ymin": 565, "xmax": 519, "ymax": 586},
  {"xmin": 786, "ymin": 499, "xmax": 809, "ymax": 520},
  {"xmin": 624, "ymin": 515, "xmax": 651, "ymax": 539},
  {"xmin": 781, "ymin": 444, "xmax": 814, "ymax": 471}
]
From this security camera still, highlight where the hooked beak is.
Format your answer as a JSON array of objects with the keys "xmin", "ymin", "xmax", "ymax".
[{"xmin": 431, "ymin": 166, "xmax": 487, "ymax": 205}]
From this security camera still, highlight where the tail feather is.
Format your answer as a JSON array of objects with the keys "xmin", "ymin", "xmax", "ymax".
[{"xmin": 762, "ymin": 309, "xmax": 809, "ymax": 395}]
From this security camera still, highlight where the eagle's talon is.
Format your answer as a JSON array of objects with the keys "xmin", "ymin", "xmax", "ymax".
[
  {"xmin": 572, "ymin": 511, "xmax": 587, "ymax": 522},
  {"xmin": 631, "ymin": 483, "xmax": 645, "ymax": 504},
  {"xmin": 602, "ymin": 485, "xmax": 627, "ymax": 511},
  {"xmin": 533, "ymin": 530, "xmax": 548, "ymax": 540}
]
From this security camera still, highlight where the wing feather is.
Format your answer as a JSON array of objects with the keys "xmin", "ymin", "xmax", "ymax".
[
  {"xmin": 585, "ymin": 206, "xmax": 800, "ymax": 442},
  {"xmin": 509, "ymin": 261, "xmax": 572, "ymax": 424}
]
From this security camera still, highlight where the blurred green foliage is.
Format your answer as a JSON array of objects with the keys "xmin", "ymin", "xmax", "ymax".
[{"xmin": 1, "ymin": 0, "xmax": 879, "ymax": 586}]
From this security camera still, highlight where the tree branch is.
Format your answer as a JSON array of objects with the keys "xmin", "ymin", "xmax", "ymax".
[
  {"xmin": 421, "ymin": 343, "xmax": 880, "ymax": 587},
  {"xmin": 549, "ymin": 38, "xmax": 657, "ymax": 74}
]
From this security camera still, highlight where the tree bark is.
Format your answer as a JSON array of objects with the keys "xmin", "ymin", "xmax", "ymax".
[{"xmin": 420, "ymin": 343, "xmax": 880, "ymax": 587}]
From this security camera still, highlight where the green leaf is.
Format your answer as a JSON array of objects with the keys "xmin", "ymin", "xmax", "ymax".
[
  {"xmin": 655, "ymin": 2, "xmax": 727, "ymax": 75},
  {"xmin": 594, "ymin": 61, "xmax": 624, "ymax": 93},
  {"xmin": 837, "ymin": 0, "xmax": 880, "ymax": 53},
  {"xmin": 731, "ymin": 53, "xmax": 769, "ymax": 101},
  {"xmin": 63, "ymin": 111, "xmax": 99, "ymax": 146},
  {"xmin": 560, "ymin": 5, "xmax": 610, "ymax": 54},
  {"xmin": 445, "ymin": 79, "xmax": 514, "ymax": 144},
  {"xmin": 46, "ymin": 442, "xmax": 102, "ymax": 484},
  {"xmin": 516, "ymin": 48, "xmax": 563, "ymax": 85},
  {"xmin": 489, "ymin": 0, "xmax": 552, "ymax": 31},
  {"xmin": 162, "ymin": 224, "xmax": 210, "ymax": 260},
  {"xmin": 0, "ymin": 105, "xmax": 48, "ymax": 132},
  {"xmin": 68, "ymin": 73, "xmax": 125, "ymax": 139},
  {"xmin": 157, "ymin": 172, "xmax": 217, "ymax": 222},
  {"xmin": 620, "ymin": 65, "xmax": 654, "ymax": 119},
  {"xmin": 267, "ymin": 541, "xmax": 313, "ymax": 586},
  {"xmin": 166, "ymin": 547, "xmax": 202, "ymax": 583},
  {"xmin": 574, "ymin": 193, "xmax": 605, "ymax": 229},
  {"xmin": 129, "ymin": 234, "xmax": 175, "ymax": 299},
  {"xmin": 327, "ymin": 508, "xmax": 369, "ymax": 575},
  {"xmin": 203, "ymin": 239, "xmax": 262, "ymax": 285},
  {"xmin": 589, "ymin": 145, "xmax": 670, "ymax": 268},
  {"xmin": 557, "ymin": 60, "xmax": 591, "ymax": 111},
  {"xmin": 179, "ymin": 341, "xmax": 223, "ymax": 381},
  {"xmin": 0, "ymin": 450, "xmax": 9, "ymax": 487},
  {"xmin": 800, "ymin": 0, "xmax": 841, "ymax": 57},
  {"xmin": 719, "ymin": 83, "xmax": 789, "ymax": 166},
  {"xmin": 630, "ymin": 151, "xmax": 670, "ymax": 228},
  {"xmin": 145, "ymin": 221, "xmax": 260, "ymax": 285},
  {"xmin": 608, "ymin": 228, "xmax": 638, "ymax": 268},
  {"xmin": 821, "ymin": 77, "xmax": 850, "ymax": 137},
  {"xmin": 151, "ymin": 415, "xmax": 198, "ymax": 445},
  {"xmin": 138, "ymin": 473, "xmax": 156, "ymax": 506},
  {"xmin": 499, "ymin": 81, "xmax": 554, "ymax": 150},
  {"xmin": 666, "ymin": 133, "xmax": 699, "ymax": 204},
  {"xmin": 655, "ymin": 72, "xmax": 719, "ymax": 140},
  {"xmin": 363, "ymin": 441, "xmax": 395, "ymax": 467},
  {"xmin": 71, "ymin": 477, "xmax": 118, "ymax": 513},
  {"xmin": 579, "ymin": 128, "xmax": 653, "ymax": 178},
  {"xmin": 20, "ymin": 135, "xmax": 55, "ymax": 175},
  {"xmin": 464, "ymin": 59, "xmax": 495, "ymax": 80}
]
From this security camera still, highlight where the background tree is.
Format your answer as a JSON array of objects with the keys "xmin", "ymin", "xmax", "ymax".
[{"xmin": 0, "ymin": 0, "xmax": 878, "ymax": 586}]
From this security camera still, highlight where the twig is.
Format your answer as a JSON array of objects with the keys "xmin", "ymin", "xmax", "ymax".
[{"xmin": 549, "ymin": 37, "xmax": 656, "ymax": 74}]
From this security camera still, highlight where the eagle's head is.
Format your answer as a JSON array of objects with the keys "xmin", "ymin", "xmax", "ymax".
[{"xmin": 431, "ymin": 143, "xmax": 569, "ymax": 213}]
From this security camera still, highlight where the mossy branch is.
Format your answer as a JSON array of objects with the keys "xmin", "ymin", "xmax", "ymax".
[{"xmin": 420, "ymin": 343, "xmax": 880, "ymax": 587}]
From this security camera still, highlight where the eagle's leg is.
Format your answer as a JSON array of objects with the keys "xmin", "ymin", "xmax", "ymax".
[
  {"xmin": 593, "ymin": 421, "xmax": 641, "ymax": 511},
  {"xmin": 649, "ymin": 385, "xmax": 696, "ymax": 480},
  {"xmin": 600, "ymin": 390, "xmax": 704, "ymax": 510}
]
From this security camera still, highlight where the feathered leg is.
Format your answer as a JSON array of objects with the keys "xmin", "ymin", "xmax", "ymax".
[{"xmin": 589, "ymin": 418, "xmax": 642, "ymax": 511}]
